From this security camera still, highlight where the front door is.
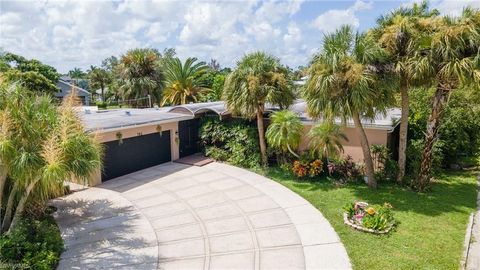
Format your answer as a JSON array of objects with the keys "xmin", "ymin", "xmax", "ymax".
[{"xmin": 178, "ymin": 119, "xmax": 200, "ymax": 158}]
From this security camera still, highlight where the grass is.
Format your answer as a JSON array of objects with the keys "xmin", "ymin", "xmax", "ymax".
[{"xmin": 264, "ymin": 168, "xmax": 478, "ymax": 270}]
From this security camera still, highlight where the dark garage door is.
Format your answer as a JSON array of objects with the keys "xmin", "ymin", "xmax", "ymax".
[{"xmin": 102, "ymin": 131, "xmax": 171, "ymax": 181}]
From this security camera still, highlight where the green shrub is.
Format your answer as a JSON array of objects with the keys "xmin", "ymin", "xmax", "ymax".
[
  {"xmin": 0, "ymin": 214, "xmax": 64, "ymax": 270},
  {"xmin": 371, "ymin": 144, "xmax": 398, "ymax": 182},
  {"xmin": 199, "ymin": 118, "xmax": 261, "ymax": 168},
  {"xmin": 96, "ymin": 101, "xmax": 107, "ymax": 109}
]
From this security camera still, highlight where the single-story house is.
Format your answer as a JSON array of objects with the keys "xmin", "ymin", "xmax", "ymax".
[
  {"xmin": 56, "ymin": 78, "xmax": 91, "ymax": 105},
  {"xmin": 82, "ymin": 100, "xmax": 400, "ymax": 185}
]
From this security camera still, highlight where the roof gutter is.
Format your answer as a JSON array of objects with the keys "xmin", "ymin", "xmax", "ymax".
[{"xmin": 85, "ymin": 115, "xmax": 194, "ymax": 134}]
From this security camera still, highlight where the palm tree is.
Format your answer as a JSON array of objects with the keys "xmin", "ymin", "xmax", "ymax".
[
  {"xmin": 308, "ymin": 122, "xmax": 348, "ymax": 164},
  {"xmin": 68, "ymin": 67, "xmax": 86, "ymax": 79},
  {"xmin": 117, "ymin": 48, "xmax": 164, "ymax": 106},
  {"xmin": 161, "ymin": 57, "xmax": 210, "ymax": 106},
  {"xmin": 373, "ymin": 1, "xmax": 439, "ymax": 183},
  {"xmin": 223, "ymin": 52, "xmax": 294, "ymax": 165},
  {"xmin": 412, "ymin": 8, "xmax": 480, "ymax": 191},
  {"xmin": 303, "ymin": 25, "xmax": 391, "ymax": 189},
  {"xmin": 266, "ymin": 110, "xmax": 303, "ymax": 158},
  {"xmin": 88, "ymin": 66, "xmax": 111, "ymax": 101},
  {"xmin": 0, "ymin": 85, "xmax": 102, "ymax": 234}
]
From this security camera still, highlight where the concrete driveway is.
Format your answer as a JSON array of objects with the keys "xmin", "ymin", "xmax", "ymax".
[{"xmin": 52, "ymin": 162, "xmax": 351, "ymax": 269}]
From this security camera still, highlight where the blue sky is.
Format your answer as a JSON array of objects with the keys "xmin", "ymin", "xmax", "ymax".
[{"xmin": 1, "ymin": 0, "xmax": 478, "ymax": 73}]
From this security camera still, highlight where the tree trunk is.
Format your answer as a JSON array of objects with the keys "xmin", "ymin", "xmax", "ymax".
[
  {"xmin": 352, "ymin": 112, "xmax": 376, "ymax": 189},
  {"xmin": 257, "ymin": 109, "xmax": 268, "ymax": 166},
  {"xmin": 7, "ymin": 178, "xmax": 40, "ymax": 234},
  {"xmin": 397, "ymin": 80, "xmax": 409, "ymax": 183},
  {"xmin": 0, "ymin": 167, "xmax": 7, "ymax": 221},
  {"xmin": 417, "ymin": 85, "xmax": 450, "ymax": 191},
  {"xmin": 287, "ymin": 144, "xmax": 300, "ymax": 158},
  {"xmin": 101, "ymin": 83, "xmax": 105, "ymax": 102},
  {"xmin": 1, "ymin": 181, "xmax": 18, "ymax": 233}
]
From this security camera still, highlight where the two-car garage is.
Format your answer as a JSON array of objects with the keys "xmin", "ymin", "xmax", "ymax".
[{"xmin": 101, "ymin": 131, "xmax": 172, "ymax": 181}]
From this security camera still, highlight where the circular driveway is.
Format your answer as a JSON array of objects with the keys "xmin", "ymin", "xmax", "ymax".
[{"xmin": 53, "ymin": 162, "xmax": 351, "ymax": 269}]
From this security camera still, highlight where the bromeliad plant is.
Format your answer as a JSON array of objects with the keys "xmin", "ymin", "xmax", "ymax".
[{"xmin": 343, "ymin": 202, "xmax": 396, "ymax": 234}]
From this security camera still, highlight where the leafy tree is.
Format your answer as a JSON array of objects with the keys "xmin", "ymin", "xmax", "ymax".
[
  {"xmin": 1, "ymin": 53, "xmax": 59, "ymax": 83},
  {"xmin": 266, "ymin": 110, "xmax": 303, "ymax": 158},
  {"xmin": 373, "ymin": 0, "xmax": 439, "ymax": 183},
  {"xmin": 223, "ymin": 51, "xmax": 294, "ymax": 165},
  {"xmin": 2, "ymin": 70, "xmax": 58, "ymax": 94},
  {"xmin": 308, "ymin": 122, "xmax": 348, "ymax": 163},
  {"xmin": 303, "ymin": 26, "xmax": 392, "ymax": 189},
  {"xmin": 68, "ymin": 67, "xmax": 86, "ymax": 79},
  {"xmin": 161, "ymin": 57, "xmax": 209, "ymax": 106},
  {"xmin": 0, "ymin": 52, "xmax": 59, "ymax": 94},
  {"xmin": 88, "ymin": 66, "xmax": 111, "ymax": 101},
  {"xmin": 411, "ymin": 8, "xmax": 480, "ymax": 191},
  {"xmin": 117, "ymin": 48, "xmax": 164, "ymax": 105},
  {"xmin": 0, "ymin": 84, "xmax": 102, "ymax": 234}
]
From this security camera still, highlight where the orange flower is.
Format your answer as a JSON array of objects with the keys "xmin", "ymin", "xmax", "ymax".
[{"xmin": 366, "ymin": 207, "xmax": 376, "ymax": 215}]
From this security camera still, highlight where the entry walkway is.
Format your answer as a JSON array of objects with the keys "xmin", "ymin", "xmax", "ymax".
[{"xmin": 52, "ymin": 162, "xmax": 351, "ymax": 269}]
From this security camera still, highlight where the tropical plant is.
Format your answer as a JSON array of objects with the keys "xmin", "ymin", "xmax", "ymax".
[
  {"xmin": 373, "ymin": 0, "xmax": 439, "ymax": 183},
  {"xmin": 266, "ymin": 110, "xmax": 303, "ymax": 158},
  {"xmin": 223, "ymin": 51, "xmax": 294, "ymax": 165},
  {"xmin": 88, "ymin": 65, "xmax": 111, "ymax": 101},
  {"xmin": 410, "ymin": 8, "xmax": 480, "ymax": 191},
  {"xmin": 68, "ymin": 67, "xmax": 86, "ymax": 79},
  {"xmin": 117, "ymin": 48, "xmax": 164, "ymax": 106},
  {"xmin": 0, "ymin": 84, "xmax": 102, "ymax": 234},
  {"xmin": 199, "ymin": 118, "xmax": 261, "ymax": 168},
  {"xmin": 303, "ymin": 25, "xmax": 392, "ymax": 188},
  {"xmin": 308, "ymin": 122, "xmax": 348, "ymax": 163},
  {"xmin": 161, "ymin": 57, "xmax": 209, "ymax": 105}
]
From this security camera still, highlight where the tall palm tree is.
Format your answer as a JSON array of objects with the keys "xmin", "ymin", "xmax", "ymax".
[
  {"xmin": 373, "ymin": 1, "xmax": 439, "ymax": 183},
  {"xmin": 223, "ymin": 52, "xmax": 294, "ymax": 165},
  {"xmin": 161, "ymin": 57, "xmax": 209, "ymax": 106},
  {"xmin": 88, "ymin": 66, "xmax": 111, "ymax": 101},
  {"xmin": 266, "ymin": 110, "xmax": 303, "ymax": 158},
  {"xmin": 304, "ymin": 25, "xmax": 391, "ymax": 189},
  {"xmin": 0, "ymin": 85, "xmax": 102, "ymax": 234},
  {"xmin": 412, "ymin": 8, "xmax": 480, "ymax": 191},
  {"xmin": 68, "ymin": 67, "xmax": 86, "ymax": 79},
  {"xmin": 308, "ymin": 122, "xmax": 348, "ymax": 164},
  {"xmin": 117, "ymin": 48, "xmax": 164, "ymax": 106}
]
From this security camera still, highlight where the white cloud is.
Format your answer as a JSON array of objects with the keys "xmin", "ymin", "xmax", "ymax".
[
  {"xmin": 432, "ymin": 0, "xmax": 480, "ymax": 17},
  {"xmin": 313, "ymin": 0, "xmax": 373, "ymax": 33},
  {"xmin": 0, "ymin": 0, "xmax": 311, "ymax": 72}
]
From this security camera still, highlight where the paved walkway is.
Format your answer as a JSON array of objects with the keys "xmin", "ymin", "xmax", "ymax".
[{"xmin": 52, "ymin": 162, "xmax": 351, "ymax": 269}]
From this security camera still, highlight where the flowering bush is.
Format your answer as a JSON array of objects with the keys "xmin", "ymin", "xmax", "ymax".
[
  {"xmin": 292, "ymin": 159, "xmax": 323, "ymax": 178},
  {"xmin": 343, "ymin": 201, "xmax": 395, "ymax": 233}
]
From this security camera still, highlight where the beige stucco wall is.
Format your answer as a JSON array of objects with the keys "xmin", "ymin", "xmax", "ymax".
[
  {"xmin": 89, "ymin": 121, "xmax": 180, "ymax": 186},
  {"xmin": 298, "ymin": 124, "xmax": 388, "ymax": 162}
]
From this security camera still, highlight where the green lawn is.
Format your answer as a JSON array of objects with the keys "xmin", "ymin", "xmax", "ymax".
[{"xmin": 264, "ymin": 168, "xmax": 478, "ymax": 270}]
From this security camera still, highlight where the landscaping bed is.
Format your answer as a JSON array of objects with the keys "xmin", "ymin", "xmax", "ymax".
[
  {"xmin": 0, "ymin": 211, "xmax": 64, "ymax": 270},
  {"xmin": 265, "ymin": 168, "xmax": 478, "ymax": 270}
]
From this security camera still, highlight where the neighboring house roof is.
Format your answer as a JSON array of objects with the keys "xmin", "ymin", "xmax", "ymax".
[
  {"xmin": 80, "ymin": 107, "xmax": 193, "ymax": 132},
  {"xmin": 289, "ymin": 100, "xmax": 401, "ymax": 131},
  {"xmin": 56, "ymin": 80, "xmax": 91, "ymax": 98}
]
